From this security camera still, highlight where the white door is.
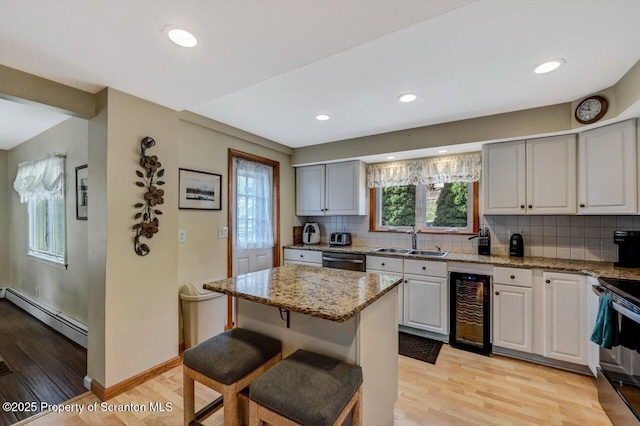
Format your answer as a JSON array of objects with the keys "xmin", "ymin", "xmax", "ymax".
[
  {"xmin": 482, "ymin": 141, "xmax": 527, "ymax": 214},
  {"xmin": 526, "ymin": 135, "xmax": 577, "ymax": 214},
  {"xmin": 493, "ymin": 284, "xmax": 533, "ymax": 353},
  {"xmin": 403, "ymin": 274, "xmax": 447, "ymax": 334},
  {"xmin": 232, "ymin": 158, "xmax": 274, "ymax": 276},
  {"xmin": 325, "ymin": 161, "xmax": 359, "ymax": 215},
  {"xmin": 578, "ymin": 120, "xmax": 637, "ymax": 214},
  {"xmin": 295, "ymin": 165, "xmax": 325, "ymax": 216},
  {"xmin": 543, "ymin": 272, "xmax": 587, "ymax": 365}
]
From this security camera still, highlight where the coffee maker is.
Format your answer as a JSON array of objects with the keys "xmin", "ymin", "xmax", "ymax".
[
  {"xmin": 509, "ymin": 233, "xmax": 524, "ymax": 257},
  {"xmin": 614, "ymin": 231, "xmax": 640, "ymax": 267}
]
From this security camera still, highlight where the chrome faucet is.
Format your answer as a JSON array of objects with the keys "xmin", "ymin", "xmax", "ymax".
[{"xmin": 407, "ymin": 226, "xmax": 417, "ymax": 250}]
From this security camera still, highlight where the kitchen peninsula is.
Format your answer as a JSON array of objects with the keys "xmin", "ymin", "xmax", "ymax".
[{"xmin": 203, "ymin": 264, "xmax": 402, "ymax": 426}]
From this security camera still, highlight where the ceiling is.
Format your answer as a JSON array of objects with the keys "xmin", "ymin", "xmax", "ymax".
[{"xmin": 1, "ymin": 0, "xmax": 640, "ymax": 150}]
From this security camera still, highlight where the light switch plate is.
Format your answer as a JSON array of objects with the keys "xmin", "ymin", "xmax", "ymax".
[
  {"xmin": 218, "ymin": 226, "xmax": 229, "ymax": 239},
  {"xmin": 178, "ymin": 229, "xmax": 186, "ymax": 243}
]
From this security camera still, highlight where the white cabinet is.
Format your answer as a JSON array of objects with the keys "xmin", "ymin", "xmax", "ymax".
[
  {"xmin": 295, "ymin": 161, "xmax": 367, "ymax": 216},
  {"xmin": 526, "ymin": 136, "xmax": 577, "ymax": 214},
  {"xmin": 492, "ymin": 267, "xmax": 533, "ymax": 353},
  {"xmin": 283, "ymin": 249, "xmax": 322, "ymax": 267},
  {"xmin": 543, "ymin": 272, "xmax": 587, "ymax": 365},
  {"xmin": 482, "ymin": 135, "xmax": 576, "ymax": 215},
  {"xmin": 366, "ymin": 256, "xmax": 404, "ymax": 324},
  {"xmin": 403, "ymin": 259, "xmax": 448, "ymax": 335},
  {"xmin": 482, "ymin": 140, "xmax": 526, "ymax": 214},
  {"xmin": 578, "ymin": 120, "xmax": 637, "ymax": 214}
]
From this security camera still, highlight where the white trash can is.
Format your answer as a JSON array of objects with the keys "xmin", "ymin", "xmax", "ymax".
[{"xmin": 180, "ymin": 280, "xmax": 227, "ymax": 349}]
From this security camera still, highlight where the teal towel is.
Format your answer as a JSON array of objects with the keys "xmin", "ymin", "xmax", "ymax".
[{"xmin": 590, "ymin": 294, "xmax": 620, "ymax": 349}]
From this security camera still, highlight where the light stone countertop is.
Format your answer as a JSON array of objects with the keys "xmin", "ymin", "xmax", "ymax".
[
  {"xmin": 202, "ymin": 264, "xmax": 402, "ymax": 323},
  {"xmin": 284, "ymin": 244, "xmax": 640, "ymax": 281}
]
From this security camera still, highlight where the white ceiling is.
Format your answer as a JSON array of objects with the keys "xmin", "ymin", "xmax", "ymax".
[
  {"xmin": 0, "ymin": 99, "xmax": 70, "ymax": 150},
  {"xmin": 1, "ymin": 0, "xmax": 640, "ymax": 150}
]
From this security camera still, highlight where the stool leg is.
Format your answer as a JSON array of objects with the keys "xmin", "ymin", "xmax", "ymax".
[
  {"xmin": 183, "ymin": 370, "xmax": 195, "ymax": 425},
  {"xmin": 352, "ymin": 387, "xmax": 363, "ymax": 426},
  {"xmin": 249, "ymin": 400, "xmax": 263, "ymax": 426},
  {"xmin": 223, "ymin": 386, "xmax": 239, "ymax": 426}
]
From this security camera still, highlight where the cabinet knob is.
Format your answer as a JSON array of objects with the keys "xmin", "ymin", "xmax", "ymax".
[
  {"xmin": 300, "ymin": 254, "xmax": 304, "ymax": 258},
  {"xmin": 545, "ymin": 279, "xmax": 551, "ymax": 284},
  {"xmin": 495, "ymin": 291, "xmax": 500, "ymax": 296},
  {"xmin": 520, "ymin": 205, "xmax": 525, "ymax": 209},
  {"xmin": 381, "ymin": 263, "xmax": 385, "ymax": 266},
  {"xmin": 510, "ymin": 275, "xmax": 515, "ymax": 279},
  {"xmin": 422, "ymin": 266, "xmax": 426, "ymax": 270},
  {"xmin": 528, "ymin": 204, "xmax": 533, "ymax": 209},
  {"xmin": 580, "ymin": 204, "xmax": 585, "ymax": 208},
  {"xmin": 404, "ymin": 280, "xmax": 408, "ymax": 283}
]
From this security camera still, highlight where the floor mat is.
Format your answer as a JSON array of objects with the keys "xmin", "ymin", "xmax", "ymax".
[
  {"xmin": 0, "ymin": 361, "xmax": 11, "ymax": 377},
  {"xmin": 399, "ymin": 332, "xmax": 443, "ymax": 364}
]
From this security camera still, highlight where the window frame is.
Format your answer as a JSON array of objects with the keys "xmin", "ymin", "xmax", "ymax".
[
  {"xmin": 369, "ymin": 181, "xmax": 479, "ymax": 235},
  {"xmin": 27, "ymin": 191, "xmax": 67, "ymax": 268}
]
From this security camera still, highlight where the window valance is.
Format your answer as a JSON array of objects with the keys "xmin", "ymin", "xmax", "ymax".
[
  {"xmin": 13, "ymin": 154, "xmax": 65, "ymax": 203},
  {"xmin": 367, "ymin": 152, "xmax": 481, "ymax": 188}
]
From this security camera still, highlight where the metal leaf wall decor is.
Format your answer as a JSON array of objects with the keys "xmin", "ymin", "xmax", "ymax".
[{"xmin": 132, "ymin": 136, "xmax": 165, "ymax": 256}]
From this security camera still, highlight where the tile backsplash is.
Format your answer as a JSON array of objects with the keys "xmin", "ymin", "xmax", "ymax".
[{"xmin": 300, "ymin": 215, "xmax": 640, "ymax": 262}]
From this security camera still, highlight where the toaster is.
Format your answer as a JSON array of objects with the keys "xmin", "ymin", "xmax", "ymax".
[{"xmin": 329, "ymin": 232, "xmax": 352, "ymax": 246}]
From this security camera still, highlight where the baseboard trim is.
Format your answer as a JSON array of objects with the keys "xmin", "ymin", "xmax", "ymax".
[
  {"xmin": 179, "ymin": 342, "xmax": 185, "ymax": 354},
  {"xmin": 92, "ymin": 356, "xmax": 182, "ymax": 401}
]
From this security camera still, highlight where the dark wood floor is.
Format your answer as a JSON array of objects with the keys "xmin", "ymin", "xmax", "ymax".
[{"xmin": 0, "ymin": 299, "xmax": 87, "ymax": 425}]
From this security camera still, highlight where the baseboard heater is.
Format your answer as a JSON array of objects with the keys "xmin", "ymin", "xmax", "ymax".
[{"xmin": 2, "ymin": 287, "xmax": 88, "ymax": 348}]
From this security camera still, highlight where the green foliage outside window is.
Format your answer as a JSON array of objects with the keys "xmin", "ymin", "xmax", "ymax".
[
  {"xmin": 431, "ymin": 182, "xmax": 468, "ymax": 227},
  {"xmin": 381, "ymin": 185, "xmax": 415, "ymax": 226}
]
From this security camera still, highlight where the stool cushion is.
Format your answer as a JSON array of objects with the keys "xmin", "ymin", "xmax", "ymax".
[
  {"xmin": 250, "ymin": 349, "xmax": 363, "ymax": 426},
  {"xmin": 183, "ymin": 328, "xmax": 281, "ymax": 385}
]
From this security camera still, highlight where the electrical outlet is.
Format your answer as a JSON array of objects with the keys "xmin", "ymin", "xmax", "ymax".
[
  {"xmin": 218, "ymin": 226, "xmax": 228, "ymax": 239},
  {"xmin": 178, "ymin": 229, "xmax": 187, "ymax": 243}
]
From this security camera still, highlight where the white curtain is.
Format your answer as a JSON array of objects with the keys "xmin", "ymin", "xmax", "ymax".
[
  {"xmin": 13, "ymin": 154, "xmax": 65, "ymax": 203},
  {"xmin": 236, "ymin": 158, "xmax": 274, "ymax": 249},
  {"xmin": 367, "ymin": 152, "xmax": 481, "ymax": 188}
]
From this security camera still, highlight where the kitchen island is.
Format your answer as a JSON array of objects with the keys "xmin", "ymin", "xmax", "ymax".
[{"xmin": 203, "ymin": 264, "xmax": 402, "ymax": 426}]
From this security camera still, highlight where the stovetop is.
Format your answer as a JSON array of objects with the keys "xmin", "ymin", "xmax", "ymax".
[{"xmin": 598, "ymin": 277, "xmax": 640, "ymax": 315}]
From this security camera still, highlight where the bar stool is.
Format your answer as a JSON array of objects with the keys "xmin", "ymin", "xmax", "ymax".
[
  {"xmin": 249, "ymin": 349, "xmax": 363, "ymax": 426},
  {"xmin": 182, "ymin": 328, "xmax": 282, "ymax": 426}
]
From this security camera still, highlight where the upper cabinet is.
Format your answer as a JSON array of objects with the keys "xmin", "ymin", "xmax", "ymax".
[
  {"xmin": 578, "ymin": 120, "xmax": 637, "ymax": 214},
  {"xmin": 482, "ymin": 135, "xmax": 576, "ymax": 215},
  {"xmin": 296, "ymin": 160, "xmax": 367, "ymax": 216}
]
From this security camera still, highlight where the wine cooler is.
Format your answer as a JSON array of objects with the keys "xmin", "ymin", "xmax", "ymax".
[{"xmin": 449, "ymin": 272, "xmax": 492, "ymax": 355}]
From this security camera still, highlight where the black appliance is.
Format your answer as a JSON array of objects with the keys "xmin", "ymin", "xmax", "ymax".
[
  {"xmin": 614, "ymin": 231, "xmax": 640, "ymax": 267},
  {"xmin": 509, "ymin": 233, "xmax": 524, "ymax": 257},
  {"xmin": 322, "ymin": 252, "xmax": 365, "ymax": 272},
  {"xmin": 594, "ymin": 276, "xmax": 640, "ymax": 425},
  {"xmin": 449, "ymin": 272, "xmax": 492, "ymax": 355}
]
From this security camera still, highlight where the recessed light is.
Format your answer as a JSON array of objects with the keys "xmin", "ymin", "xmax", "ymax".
[
  {"xmin": 533, "ymin": 59, "xmax": 565, "ymax": 74},
  {"xmin": 438, "ymin": 150, "xmax": 448, "ymax": 154},
  {"xmin": 397, "ymin": 93, "xmax": 418, "ymax": 103},
  {"xmin": 387, "ymin": 156, "xmax": 395, "ymax": 160},
  {"xmin": 315, "ymin": 114, "xmax": 330, "ymax": 121},
  {"xmin": 166, "ymin": 26, "xmax": 198, "ymax": 48}
]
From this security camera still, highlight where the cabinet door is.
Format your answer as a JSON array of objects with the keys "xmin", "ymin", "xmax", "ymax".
[
  {"xmin": 543, "ymin": 272, "xmax": 587, "ymax": 365},
  {"xmin": 325, "ymin": 161, "xmax": 362, "ymax": 215},
  {"xmin": 296, "ymin": 165, "xmax": 325, "ymax": 216},
  {"xmin": 482, "ymin": 141, "xmax": 526, "ymax": 214},
  {"xmin": 493, "ymin": 284, "xmax": 533, "ymax": 353},
  {"xmin": 578, "ymin": 120, "xmax": 637, "ymax": 214},
  {"xmin": 526, "ymin": 135, "xmax": 577, "ymax": 214},
  {"xmin": 587, "ymin": 276, "xmax": 600, "ymax": 377},
  {"xmin": 403, "ymin": 274, "xmax": 447, "ymax": 334},
  {"xmin": 370, "ymin": 268, "xmax": 404, "ymax": 325}
]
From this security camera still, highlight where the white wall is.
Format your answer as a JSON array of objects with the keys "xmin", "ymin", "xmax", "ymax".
[
  {"xmin": 6, "ymin": 117, "xmax": 89, "ymax": 323},
  {"xmin": 0, "ymin": 150, "xmax": 9, "ymax": 286}
]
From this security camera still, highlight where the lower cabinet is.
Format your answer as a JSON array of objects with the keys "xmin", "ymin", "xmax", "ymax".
[
  {"xmin": 403, "ymin": 261, "xmax": 448, "ymax": 335},
  {"xmin": 586, "ymin": 276, "xmax": 600, "ymax": 377},
  {"xmin": 366, "ymin": 256, "xmax": 404, "ymax": 324},
  {"xmin": 283, "ymin": 249, "xmax": 322, "ymax": 267},
  {"xmin": 543, "ymin": 272, "xmax": 587, "ymax": 365},
  {"xmin": 493, "ymin": 284, "xmax": 533, "ymax": 353}
]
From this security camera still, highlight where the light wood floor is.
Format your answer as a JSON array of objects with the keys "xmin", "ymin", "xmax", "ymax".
[{"xmin": 21, "ymin": 345, "xmax": 612, "ymax": 426}]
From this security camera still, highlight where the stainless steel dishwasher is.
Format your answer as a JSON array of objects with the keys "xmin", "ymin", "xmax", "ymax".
[{"xmin": 322, "ymin": 252, "xmax": 365, "ymax": 272}]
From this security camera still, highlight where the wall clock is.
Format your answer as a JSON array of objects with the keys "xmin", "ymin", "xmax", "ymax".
[{"xmin": 575, "ymin": 95, "xmax": 608, "ymax": 124}]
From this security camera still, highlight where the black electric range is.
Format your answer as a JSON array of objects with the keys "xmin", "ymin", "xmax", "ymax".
[{"xmin": 597, "ymin": 277, "xmax": 640, "ymax": 317}]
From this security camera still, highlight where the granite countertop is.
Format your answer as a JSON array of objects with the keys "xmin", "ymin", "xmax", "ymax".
[
  {"xmin": 284, "ymin": 244, "xmax": 640, "ymax": 281},
  {"xmin": 202, "ymin": 264, "xmax": 402, "ymax": 323}
]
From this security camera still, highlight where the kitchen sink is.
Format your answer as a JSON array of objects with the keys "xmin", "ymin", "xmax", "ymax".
[
  {"xmin": 373, "ymin": 247, "xmax": 411, "ymax": 254},
  {"xmin": 408, "ymin": 249, "xmax": 449, "ymax": 258}
]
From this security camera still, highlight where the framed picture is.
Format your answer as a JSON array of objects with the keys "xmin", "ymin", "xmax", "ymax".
[
  {"xmin": 179, "ymin": 168, "xmax": 222, "ymax": 210},
  {"xmin": 75, "ymin": 165, "xmax": 88, "ymax": 220}
]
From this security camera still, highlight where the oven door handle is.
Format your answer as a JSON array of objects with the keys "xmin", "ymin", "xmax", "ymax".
[
  {"xmin": 322, "ymin": 257, "xmax": 364, "ymax": 264},
  {"xmin": 593, "ymin": 285, "xmax": 640, "ymax": 324}
]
